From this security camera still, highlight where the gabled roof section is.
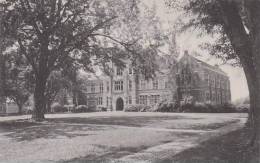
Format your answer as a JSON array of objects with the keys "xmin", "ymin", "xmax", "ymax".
[{"xmin": 180, "ymin": 51, "xmax": 228, "ymax": 77}]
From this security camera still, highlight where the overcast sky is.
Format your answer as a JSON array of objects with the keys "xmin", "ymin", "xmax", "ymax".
[{"xmin": 143, "ymin": 0, "xmax": 249, "ymax": 102}]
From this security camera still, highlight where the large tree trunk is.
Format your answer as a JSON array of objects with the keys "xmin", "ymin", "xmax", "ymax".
[
  {"xmin": 17, "ymin": 104, "xmax": 23, "ymax": 115},
  {"xmin": 32, "ymin": 77, "xmax": 48, "ymax": 121}
]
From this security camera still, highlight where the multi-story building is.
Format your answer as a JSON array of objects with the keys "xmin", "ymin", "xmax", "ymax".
[
  {"xmin": 176, "ymin": 51, "xmax": 231, "ymax": 105},
  {"xmin": 84, "ymin": 51, "xmax": 231, "ymax": 111}
]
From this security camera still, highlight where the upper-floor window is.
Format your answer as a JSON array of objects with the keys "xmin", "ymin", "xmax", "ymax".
[
  {"xmin": 114, "ymin": 81, "xmax": 123, "ymax": 91},
  {"xmin": 129, "ymin": 80, "xmax": 132, "ymax": 91},
  {"xmin": 139, "ymin": 95, "xmax": 148, "ymax": 105},
  {"xmin": 107, "ymin": 81, "xmax": 110, "ymax": 92},
  {"xmin": 91, "ymin": 84, "xmax": 95, "ymax": 93},
  {"xmin": 140, "ymin": 80, "xmax": 146, "ymax": 90},
  {"xmin": 100, "ymin": 83, "xmax": 104, "ymax": 93},
  {"xmin": 153, "ymin": 79, "xmax": 158, "ymax": 89},
  {"xmin": 165, "ymin": 81, "xmax": 169, "ymax": 89},
  {"xmin": 129, "ymin": 67, "xmax": 133, "ymax": 75},
  {"xmin": 117, "ymin": 67, "xmax": 123, "ymax": 76}
]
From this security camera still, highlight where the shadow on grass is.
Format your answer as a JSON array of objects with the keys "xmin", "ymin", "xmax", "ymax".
[
  {"xmin": 157, "ymin": 127, "xmax": 258, "ymax": 163},
  {"xmin": 0, "ymin": 120, "xmax": 107, "ymax": 141},
  {"xmin": 59, "ymin": 145, "xmax": 150, "ymax": 163},
  {"xmin": 47, "ymin": 115, "xmax": 193, "ymax": 127}
]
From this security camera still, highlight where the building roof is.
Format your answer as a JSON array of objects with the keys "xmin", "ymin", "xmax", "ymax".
[{"xmin": 181, "ymin": 51, "xmax": 228, "ymax": 77}]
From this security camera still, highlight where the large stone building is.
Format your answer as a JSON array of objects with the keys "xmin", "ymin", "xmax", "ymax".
[
  {"xmin": 176, "ymin": 51, "xmax": 231, "ymax": 105},
  {"xmin": 84, "ymin": 51, "xmax": 231, "ymax": 111}
]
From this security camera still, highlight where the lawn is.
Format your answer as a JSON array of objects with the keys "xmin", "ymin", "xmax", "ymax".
[{"xmin": 0, "ymin": 112, "xmax": 247, "ymax": 163}]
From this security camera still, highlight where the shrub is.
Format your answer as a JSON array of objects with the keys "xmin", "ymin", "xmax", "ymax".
[
  {"xmin": 51, "ymin": 103, "xmax": 67, "ymax": 113},
  {"xmin": 235, "ymin": 104, "xmax": 249, "ymax": 113},
  {"xmin": 179, "ymin": 102, "xmax": 240, "ymax": 113},
  {"xmin": 73, "ymin": 105, "xmax": 89, "ymax": 113},
  {"xmin": 97, "ymin": 107, "xmax": 107, "ymax": 112},
  {"xmin": 124, "ymin": 105, "xmax": 151, "ymax": 112},
  {"xmin": 155, "ymin": 101, "xmax": 177, "ymax": 112}
]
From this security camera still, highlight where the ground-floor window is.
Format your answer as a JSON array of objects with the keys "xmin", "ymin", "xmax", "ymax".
[
  {"xmin": 97, "ymin": 97, "xmax": 103, "ymax": 105},
  {"xmin": 128, "ymin": 96, "xmax": 132, "ymax": 105},
  {"xmin": 150, "ymin": 95, "xmax": 160, "ymax": 104},
  {"xmin": 139, "ymin": 95, "xmax": 148, "ymax": 105}
]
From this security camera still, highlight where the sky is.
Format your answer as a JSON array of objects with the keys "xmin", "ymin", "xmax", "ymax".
[{"xmin": 142, "ymin": 0, "xmax": 249, "ymax": 102}]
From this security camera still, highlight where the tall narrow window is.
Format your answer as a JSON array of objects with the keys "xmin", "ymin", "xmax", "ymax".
[
  {"xmin": 128, "ymin": 96, "xmax": 132, "ymax": 105},
  {"xmin": 107, "ymin": 81, "xmax": 109, "ymax": 92},
  {"xmin": 129, "ymin": 67, "xmax": 132, "ymax": 74},
  {"xmin": 129, "ymin": 80, "xmax": 132, "ymax": 91},
  {"xmin": 140, "ymin": 80, "xmax": 146, "ymax": 90},
  {"xmin": 100, "ymin": 83, "xmax": 104, "ymax": 93},
  {"xmin": 91, "ymin": 84, "xmax": 95, "ymax": 93},
  {"xmin": 153, "ymin": 79, "xmax": 158, "ymax": 89},
  {"xmin": 97, "ymin": 97, "xmax": 103, "ymax": 105},
  {"xmin": 117, "ymin": 67, "xmax": 123, "ymax": 76}
]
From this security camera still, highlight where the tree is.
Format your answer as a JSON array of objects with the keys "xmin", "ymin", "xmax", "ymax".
[
  {"xmin": 4, "ymin": 51, "xmax": 32, "ymax": 114},
  {"xmin": 45, "ymin": 71, "xmax": 70, "ymax": 112},
  {"xmin": 166, "ymin": 0, "xmax": 260, "ymax": 154},
  {"xmin": 0, "ymin": 0, "xmax": 145, "ymax": 121}
]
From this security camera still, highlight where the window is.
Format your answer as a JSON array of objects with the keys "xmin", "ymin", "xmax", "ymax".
[
  {"xmin": 205, "ymin": 74, "xmax": 210, "ymax": 86},
  {"xmin": 128, "ymin": 96, "xmax": 132, "ymax": 105},
  {"xmin": 107, "ymin": 81, "xmax": 110, "ymax": 92},
  {"xmin": 91, "ymin": 84, "xmax": 95, "ymax": 93},
  {"xmin": 139, "ymin": 95, "xmax": 148, "ymax": 105},
  {"xmin": 140, "ymin": 80, "xmax": 146, "ymax": 90},
  {"xmin": 117, "ymin": 67, "xmax": 123, "ymax": 76},
  {"xmin": 129, "ymin": 80, "xmax": 132, "ymax": 91},
  {"xmin": 153, "ymin": 79, "xmax": 158, "ymax": 89},
  {"xmin": 165, "ymin": 81, "xmax": 169, "ymax": 89},
  {"xmin": 107, "ymin": 97, "xmax": 109, "ymax": 106},
  {"xmin": 114, "ymin": 81, "xmax": 123, "ymax": 91},
  {"xmin": 150, "ymin": 95, "xmax": 160, "ymax": 104},
  {"xmin": 97, "ymin": 97, "xmax": 103, "ymax": 105},
  {"xmin": 100, "ymin": 83, "xmax": 104, "ymax": 93},
  {"xmin": 129, "ymin": 67, "xmax": 132, "ymax": 74}
]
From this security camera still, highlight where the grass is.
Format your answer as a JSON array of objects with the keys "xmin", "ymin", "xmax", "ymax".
[{"xmin": 157, "ymin": 127, "xmax": 259, "ymax": 163}]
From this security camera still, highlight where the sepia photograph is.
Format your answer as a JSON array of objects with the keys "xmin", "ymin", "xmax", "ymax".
[{"xmin": 0, "ymin": 0, "xmax": 259, "ymax": 162}]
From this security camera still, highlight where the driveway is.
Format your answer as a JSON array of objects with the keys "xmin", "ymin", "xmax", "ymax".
[{"xmin": 0, "ymin": 112, "xmax": 247, "ymax": 163}]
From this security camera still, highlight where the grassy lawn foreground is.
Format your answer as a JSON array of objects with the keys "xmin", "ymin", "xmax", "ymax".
[{"xmin": 0, "ymin": 112, "xmax": 248, "ymax": 162}]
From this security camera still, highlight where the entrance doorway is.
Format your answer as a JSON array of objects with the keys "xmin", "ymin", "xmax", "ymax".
[{"xmin": 116, "ymin": 98, "xmax": 124, "ymax": 111}]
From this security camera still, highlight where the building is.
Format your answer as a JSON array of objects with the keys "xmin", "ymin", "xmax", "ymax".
[
  {"xmin": 84, "ymin": 51, "xmax": 231, "ymax": 111},
  {"xmin": 176, "ymin": 51, "xmax": 231, "ymax": 105}
]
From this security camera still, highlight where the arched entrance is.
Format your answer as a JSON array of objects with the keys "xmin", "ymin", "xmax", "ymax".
[{"xmin": 116, "ymin": 98, "xmax": 124, "ymax": 111}]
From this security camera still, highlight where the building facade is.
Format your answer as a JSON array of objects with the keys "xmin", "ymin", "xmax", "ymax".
[
  {"xmin": 84, "ymin": 51, "xmax": 231, "ymax": 111},
  {"xmin": 176, "ymin": 51, "xmax": 231, "ymax": 105}
]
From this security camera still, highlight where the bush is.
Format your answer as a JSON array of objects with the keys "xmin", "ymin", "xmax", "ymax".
[
  {"xmin": 97, "ymin": 107, "xmax": 107, "ymax": 112},
  {"xmin": 179, "ymin": 102, "xmax": 241, "ymax": 113},
  {"xmin": 124, "ymin": 105, "xmax": 151, "ymax": 112},
  {"xmin": 236, "ymin": 104, "xmax": 249, "ymax": 113},
  {"xmin": 51, "ymin": 103, "xmax": 67, "ymax": 113},
  {"xmin": 155, "ymin": 101, "xmax": 177, "ymax": 112},
  {"xmin": 73, "ymin": 105, "xmax": 88, "ymax": 113}
]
